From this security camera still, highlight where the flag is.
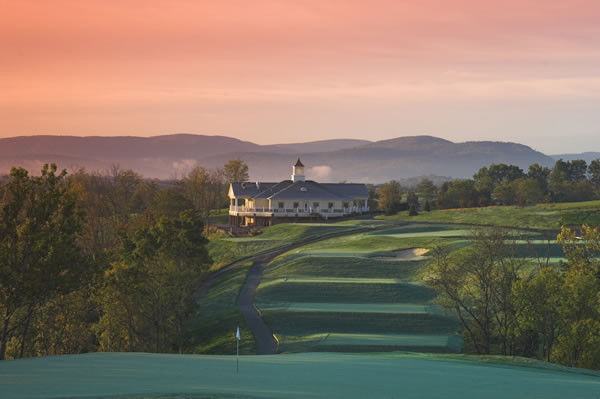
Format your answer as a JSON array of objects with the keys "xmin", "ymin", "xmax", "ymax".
[{"xmin": 236, "ymin": 326, "xmax": 240, "ymax": 341}]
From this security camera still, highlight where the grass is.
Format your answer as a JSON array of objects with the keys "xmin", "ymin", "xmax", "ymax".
[
  {"xmin": 187, "ymin": 261, "xmax": 256, "ymax": 355},
  {"xmin": 377, "ymin": 200, "xmax": 600, "ymax": 230},
  {"xmin": 261, "ymin": 311, "xmax": 459, "ymax": 335},
  {"xmin": 257, "ymin": 281, "xmax": 436, "ymax": 304},
  {"xmin": 252, "ymin": 224, "xmax": 472, "ymax": 354},
  {"xmin": 263, "ymin": 254, "xmax": 425, "ymax": 279},
  {"xmin": 207, "ymin": 222, "xmax": 362, "ymax": 270},
  {"xmin": 4, "ymin": 352, "xmax": 600, "ymax": 399}
]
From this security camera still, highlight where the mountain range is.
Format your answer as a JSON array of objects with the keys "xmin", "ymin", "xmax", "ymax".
[{"xmin": 0, "ymin": 134, "xmax": 593, "ymax": 183}]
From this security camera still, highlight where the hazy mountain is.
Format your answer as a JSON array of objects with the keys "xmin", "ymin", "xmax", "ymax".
[
  {"xmin": 551, "ymin": 152, "xmax": 600, "ymax": 163},
  {"xmin": 273, "ymin": 139, "xmax": 372, "ymax": 153},
  {"xmin": 0, "ymin": 134, "xmax": 558, "ymax": 182}
]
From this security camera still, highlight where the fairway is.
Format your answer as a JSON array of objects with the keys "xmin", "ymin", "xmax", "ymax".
[
  {"xmin": 254, "ymin": 224, "xmax": 465, "ymax": 354},
  {"xmin": 2, "ymin": 352, "xmax": 600, "ymax": 399}
]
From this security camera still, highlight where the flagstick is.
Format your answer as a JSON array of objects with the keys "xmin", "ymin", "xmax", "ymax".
[{"xmin": 236, "ymin": 337, "xmax": 239, "ymax": 374}]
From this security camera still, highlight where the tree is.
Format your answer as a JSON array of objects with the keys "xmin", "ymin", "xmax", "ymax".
[
  {"xmin": 377, "ymin": 181, "xmax": 403, "ymax": 215},
  {"xmin": 514, "ymin": 178, "xmax": 544, "ymax": 206},
  {"xmin": 513, "ymin": 268, "xmax": 563, "ymax": 362},
  {"xmin": 527, "ymin": 163, "xmax": 551, "ymax": 193},
  {"xmin": 367, "ymin": 186, "xmax": 379, "ymax": 211},
  {"xmin": 97, "ymin": 210, "xmax": 211, "ymax": 353},
  {"xmin": 426, "ymin": 229, "xmax": 524, "ymax": 355},
  {"xmin": 424, "ymin": 200, "xmax": 431, "ymax": 212},
  {"xmin": 589, "ymin": 159, "xmax": 600, "ymax": 187},
  {"xmin": 183, "ymin": 167, "xmax": 226, "ymax": 227},
  {"xmin": 416, "ymin": 178, "xmax": 436, "ymax": 200},
  {"xmin": 492, "ymin": 181, "xmax": 516, "ymax": 205},
  {"xmin": 223, "ymin": 159, "xmax": 249, "ymax": 184},
  {"xmin": 406, "ymin": 191, "xmax": 419, "ymax": 211},
  {"xmin": 437, "ymin": 180, "xmax": 478, "ymax": 209},
  {"xmin": 552, "ymin": 225, "xmax": 600, "ymax": 369},
  {"xmin": 0, "ymin": 165, "xmax": 85, "ymax": 360}
]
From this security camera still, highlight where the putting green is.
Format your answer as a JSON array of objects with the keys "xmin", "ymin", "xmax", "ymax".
[
  {"xmin": 258, "ymin": 302, "xmax": 431, "ymax": 314},
  {"xmin": 2, "ymin": 352, "xmax": 599, "ymax": 399}
]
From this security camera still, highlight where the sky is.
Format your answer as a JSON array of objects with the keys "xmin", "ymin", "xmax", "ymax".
[{"xmin": 1, "ymin": 0, "xmax": 600, "ymax": 154}]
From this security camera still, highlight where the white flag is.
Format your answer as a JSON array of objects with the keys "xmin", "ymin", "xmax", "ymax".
[{"xmin": 236, "ymin": 326, "xmax": 240, "ymax": 341}]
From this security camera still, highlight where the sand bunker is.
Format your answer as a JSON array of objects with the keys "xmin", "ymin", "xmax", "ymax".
[{"xmin": 374, "ymin": 248, "xmax": 429, "ymax": 261}]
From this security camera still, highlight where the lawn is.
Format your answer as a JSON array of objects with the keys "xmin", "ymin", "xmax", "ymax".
[
  {"xmin": 187, "ymin": 261, "xmax": 256, "ymax": 355},
  {"xmin": 377, "ymin": 200, "xmax": 600, "ymax": 230},
  {"xmin": 3, "ymin": 352, "xmax": 600, "ymax": 399},
  {"xmin": 207, "ymin": 222, "xmax": 363, "ymax": 270}
]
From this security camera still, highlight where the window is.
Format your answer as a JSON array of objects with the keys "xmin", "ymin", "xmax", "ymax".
[
  {"xmin": 231, "ymin": 199, "xmax": 235, "ymax": 206},
  {"xmin": 293, "ymin": 202, "xmax": 299, "ymax": 208},
  {"xmin": 343, "ymin": 202, "xmax": 349, "ymax": 208},
  {"xmin": 353, "ymin": 200, "xmax": 357, "ymax": 207},
  {"xmin": 313, "ymin": 202, "xmax": 319, "ymax": 208},
  {"xmin": 328, "ymin": 202, "xmax": 334, "ymax": 209},
  {"xmin": 278, "ymin": 202, "xmax": 284, "ymax": 209}
]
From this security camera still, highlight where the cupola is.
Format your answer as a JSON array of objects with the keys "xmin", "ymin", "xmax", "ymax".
[{"xmin": 292, "ymin": 158, "xmax": 305, "ymax": 182}]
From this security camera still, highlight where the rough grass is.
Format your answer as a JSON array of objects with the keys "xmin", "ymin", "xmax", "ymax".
[
  {"xmin": 377, "ymin": 200, "xmax": 600, "ymax": 230},
  {"xmin": 6, "ymin": 352, "xmax": 600, "ymax": 399},
  {"xmin": 187, "ymin": 261, "xmax": 256, "ymax": 355}
]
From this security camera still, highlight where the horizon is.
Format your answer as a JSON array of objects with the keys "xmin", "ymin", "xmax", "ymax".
[{"xmin": 2, "ymin": 1, "xmax": 600, "ymax": 153}]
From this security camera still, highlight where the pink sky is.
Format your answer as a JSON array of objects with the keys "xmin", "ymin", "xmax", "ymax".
[{"xmin": 2, "ymin": 0, "xmax": 600, "ymax": 153}]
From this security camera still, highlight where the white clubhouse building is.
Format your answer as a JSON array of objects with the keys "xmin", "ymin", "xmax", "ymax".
[{"xmin": 228, "ymin": 159, "xmax": 369, "ymax": 227}]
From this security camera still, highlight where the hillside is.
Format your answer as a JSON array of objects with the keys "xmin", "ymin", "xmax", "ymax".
[
  {"xmin": 551, "ymin": 152, "xmax": 600, "ymax": 163},
  {"xmin": 0, "ymin": 134, "xmax": 557, "ymax": 181}
]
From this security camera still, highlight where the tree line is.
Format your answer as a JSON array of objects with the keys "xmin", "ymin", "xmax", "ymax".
[
  {"xmin": 0, "ymin": 159, "xmax": 249, "ymax": 360},
  {"xmin": 427, "ymin": 225, "xmax": 600, "ymax": 370},
  {"xmin": 375, "ymin": 158, "xmax": 600, "ymax": 214}
]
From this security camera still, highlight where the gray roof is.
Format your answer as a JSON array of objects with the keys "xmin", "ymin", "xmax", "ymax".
[
  {"xmin": 230, "ymin": 182, "xmax": 278, "ymax": 198},
  {"xmin": 230, "ymin": 180, "xmax": 368, "ymax": 201}
]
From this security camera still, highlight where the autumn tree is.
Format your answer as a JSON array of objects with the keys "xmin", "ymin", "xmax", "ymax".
[
  {"xmin": 377, "ymin": 181, "xmax": 403, "ymax": 215},
  {"xmin": 183, "ymin": 167, "xmax": 226, "ymax": 227},
  {"xmin": 223, "ymin": 159, "xmax": 249, "ymax": 184}
]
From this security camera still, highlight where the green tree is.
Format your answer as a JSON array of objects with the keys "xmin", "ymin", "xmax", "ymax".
[
  {"xmin": 0, "ymin": 165, "xmax": 85, "ymax": 360},
  {"xmin": 223, "ymin": 159, "xmax": 249, "ymax": 184},
  {"xmin": 514, "ymin": 178, "xmax": 544, "ymax": 206},
  {"xmin": 426, "ymin": 229, "xmax": 524, "ymax": 355},
  {"xmin": 527, "ymin": 163, "xmax": 551, "ymax": 193},
  {"xmin": 552, "ymin": 225, "xmax": 600, "ymax": 369},
  {"xmin": 377, "ymin": 181, "xmax": 402, "ymax": 215},
  {"xmin": 97, "ymin": 210, "xmax": 211, "ymax": 353},
  {"xmin": 416, "ymin": 178, "xmax": 436, "ymax": 200},
  {"xmin": 589, "ymin": 159, "xmax": 600, "ymax": 187},
  {"xmin": 513, "ymin": 267, "xmax": 563, "ymax": 361}
]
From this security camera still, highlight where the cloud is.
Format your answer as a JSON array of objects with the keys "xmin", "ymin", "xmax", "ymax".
[
  {"xmin": 172, "ymin": 159, "xmax": 197, "ymax": 170},
  {"xmin": 309, "ymin": 165, "xmax": 332, "ymax": 180}
]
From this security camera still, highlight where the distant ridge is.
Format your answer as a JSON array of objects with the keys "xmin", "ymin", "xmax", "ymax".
[
  {"xmin": 0, "ymin": 134, "xmax": 559, "ymax": 182},
  {"xmin": 551, "ymin": 152, "xmax": 600, "ymax": 163}
]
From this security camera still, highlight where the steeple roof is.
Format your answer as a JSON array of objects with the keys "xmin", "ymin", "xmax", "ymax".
[{"xmin": 294, "ymin": 158, "xmax": 304, "ymax": 167}]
